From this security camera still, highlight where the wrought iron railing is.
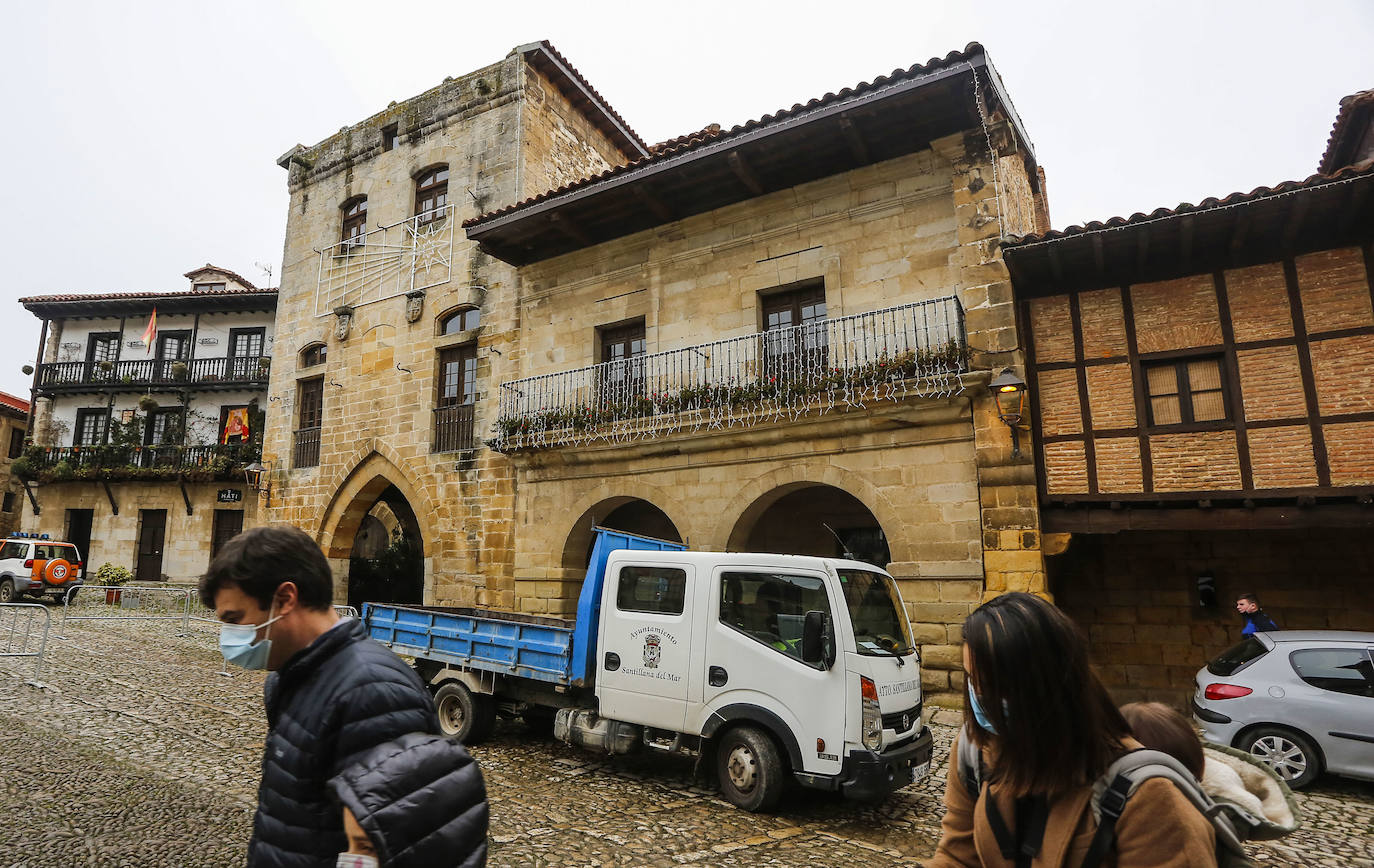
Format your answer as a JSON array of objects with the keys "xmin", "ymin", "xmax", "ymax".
[
  {"xmin": 494, "ymin": 296, "xmax": 969, "ymax": 451},
  {"xmin": 25, "ymin": 443, "xmax": 260, "ymax": 480},
  {"xmin": 293, "ymin": 427, "xmax": 321, "ymax": 468},
  {"xmin": 433, "ymin": 405, "xmax": 476, "ymax": 453},
  {"xmin": 315, "ymin": 203, "xmax": 455, "ymax": 317},
  {"xmin": 37, "ymin": 356, "xmax": 271, "ymax": 390}
]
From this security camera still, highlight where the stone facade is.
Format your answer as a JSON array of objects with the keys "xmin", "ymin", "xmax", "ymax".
[
  {"xmin": 18, "ymin": 266, "xmax": 273, "ymax": 582},
  {"xmin": 264, "ymin": 46, "xmax": 640, "ymax": 607},
  {"xmin": 487, "ymin": 130, "xmax": 1046, "ymax": 700},
  {"xmin": 0, "ymin": 396, "xmax": 29, "ymax": 538}
]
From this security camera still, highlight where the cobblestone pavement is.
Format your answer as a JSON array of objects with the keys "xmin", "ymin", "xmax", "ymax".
[{"xmin": 0, "ymin": 615, "xmax": 1370, "ymax": 867}]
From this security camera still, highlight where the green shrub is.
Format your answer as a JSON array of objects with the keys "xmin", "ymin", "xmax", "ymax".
[{"xmin": 93, "ymin": 563, "xmax": 133, "ymax": 586}]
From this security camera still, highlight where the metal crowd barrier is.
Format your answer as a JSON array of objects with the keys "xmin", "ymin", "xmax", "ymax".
[
  {"xmin": 190, "ymin": 603, "xmax": 363, "ymax": 678},
  {"xmin": 56, "ymin": 584, "xmax": 195, "ymax": 639},
  {"xmin": 0, "ymin": 602, "xmax": 52, "ymax": 687}
]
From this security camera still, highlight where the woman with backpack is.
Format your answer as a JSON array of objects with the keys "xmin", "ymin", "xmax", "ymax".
[{"xmin": 923, "ymin": 592, "xmax": 1218, "ymax": 868}]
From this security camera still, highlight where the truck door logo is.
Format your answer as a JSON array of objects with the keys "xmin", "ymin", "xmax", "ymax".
[{"xmin": 642, "ymin": 633, "xmax": 661, "ymax": 669}]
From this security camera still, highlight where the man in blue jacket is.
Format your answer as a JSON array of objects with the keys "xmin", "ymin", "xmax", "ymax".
[
  {"xmin": 200, "ymin": 525, "xmax": 441, "ymax": 868},
  {"xmin": 1236, "ymin": 591, "xmax": 1280, "ymax": 636}
]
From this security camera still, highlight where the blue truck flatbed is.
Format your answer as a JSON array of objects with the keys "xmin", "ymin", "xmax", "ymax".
[{"xmin": 364, "ymin": 527, "xmax": 687, "ymax": 687}]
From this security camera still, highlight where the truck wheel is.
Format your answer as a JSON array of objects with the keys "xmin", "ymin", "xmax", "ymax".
[
  {"xmin": 716, "ymin": 724, "xmax": 786, "ymax": 812},
  {"xmin": 0, "ymin": 579, "xmax": 14, "ymax": 604},
  {"xmin": 434, "ymin": 682, "xmax": 496, "ymax": 744}
]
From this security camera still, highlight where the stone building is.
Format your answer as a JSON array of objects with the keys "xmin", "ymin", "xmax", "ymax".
[
  {"xmin": 263, "ymin": 40, "xmax": 1051, "ymax": 698},
  {"xmin": 263, "ymin": 42, "xmax": 648, "ymax": 610},
  {"xmin": 462, "ymin": 42, "xmax": 1050, "ymax": 699},
  {"xmin": 18, "ymin": 265, "xmax": 274, "ymax": 581},
  {"xmin": 0, "ymin": 391, "xmax": 31, "ymax": 538},
  {"xmin": 1003, "ymin": 91, "xmax": 1374, "ymax": 701}
]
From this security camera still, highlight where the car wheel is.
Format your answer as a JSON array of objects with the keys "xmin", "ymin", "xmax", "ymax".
[
  {"xmin": 1241, "ymin": 726, "xmax": 1321, "ymax": 789},
  {"xmin": 0, "ymin": 579, "xmax": 14, "ymax": 604},
  {"xmin": 434, "ymin": 682, "xmax": 496, "ymax": 744},
  {"xmin": 715, "ymin": 724, "xmax": 786, "ymax": 812}
]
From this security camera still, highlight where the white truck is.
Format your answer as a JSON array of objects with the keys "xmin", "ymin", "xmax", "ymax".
[{"xmin": 365, "ymin": 527, "xmax": 933, "ymax": 811}]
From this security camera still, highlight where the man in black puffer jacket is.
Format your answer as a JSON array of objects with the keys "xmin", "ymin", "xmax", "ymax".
[
  {"xmin": 200, "ymin": 525, "xmax": 442, "ymax": 868},
  {"xmin": 330, "ymin": 733, "xmax": 488, "ymax": 867}
]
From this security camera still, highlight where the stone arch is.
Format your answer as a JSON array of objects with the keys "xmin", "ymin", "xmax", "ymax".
[
  {"xmin": 558, "ymin": 496, "xmax": 685, "ymax": 573},
  {"xmin": 708, "ymin": 464, "xmax": 911, "ymax": 564},
  {"xmin": 317, "ymin": 443, "xmax": 437, "ymax": 560}
]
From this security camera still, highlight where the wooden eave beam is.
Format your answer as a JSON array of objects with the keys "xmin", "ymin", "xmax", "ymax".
[
  {"xmin": 631, "ymin": 185, "xmax": 674, "ymax": 222},
  {"xmin": 1047, "ymin": 243, "xmax": 1066, "ymax": 286},
  {"xmin": 1135, "ymin": 228, "xmax": 1150, "ymax": 272},
  {"xmin": 837, "ymin": 113, "xmax": 871, "ymax": 164},
  {"xmin": 1279, "ymin": 195, "xmax": 1310, "ymax": 251},
  {"xmin": 548, "ymin": 213, "xmax": 593, "ymax": 247},
  {"xmin": 1337, "ymin": 180, "xmax": 1372, "ymax": 236},
  {"xmin": 1228, "ymin": 210, "xmax": 1253, "ymax": 261},
  {"xmin": 727, "ymin": 151, "xmax": 765, "ymax": 196},
  {"xmin": 1179, "ymin": 214, "xmax": 1195, "ymax": 272},
  {"xmin": 1092, "ymin": 234, "xmax": 1106, "ymax": 283}
]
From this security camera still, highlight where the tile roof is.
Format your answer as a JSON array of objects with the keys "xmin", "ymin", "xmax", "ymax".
[
  {"xmin": 521, "ymin": 40, "xmax": 650, "ymax": 157},
  {"xmin": 19, "ymin": 286, "xmax": 278, "ymax": 305},
  {"xmin": 465, "ymin": 43, "xmax": 989, "ymax": 229},
  {"xmin": 0, "ymin": 391, "xmax": 28, "ymax": 416},
  {"xmin": 182, "ymin": 263, "xmax": 259, "ymax": 290},
  {"xmin": 1004, "ymin": 158, "xmax": 1374, "ymax": 248},
  {"xmin": 1318, "ymin": 88, "xmax": 1374, "ymax": 175}
]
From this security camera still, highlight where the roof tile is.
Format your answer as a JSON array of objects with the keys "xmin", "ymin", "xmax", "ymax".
[{"xmin": 465, "ymin": 43, "xmax": 986, "ymax": 228}]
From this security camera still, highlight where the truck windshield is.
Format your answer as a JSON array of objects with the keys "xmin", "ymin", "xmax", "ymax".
[{"xmin": 838, "ymin": 569, "xmax": 913, "ymax": 656}]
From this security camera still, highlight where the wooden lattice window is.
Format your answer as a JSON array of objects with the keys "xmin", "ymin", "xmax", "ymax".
[{"xmin": 1145, "ymin": 357, "xmax": 1228, "ymax": 427}]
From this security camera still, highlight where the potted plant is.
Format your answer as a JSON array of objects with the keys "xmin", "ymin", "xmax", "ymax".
[
  {"xmin": 93, "ymin": 562, "xmax": 134, "ymax": 604},
  {"xmin": 170, "ymin": 361, "xmax": 189, "ymax": 381},
  {"xmin": 138, "ymin": 394, "xmax": 159, "ymax": 412}
]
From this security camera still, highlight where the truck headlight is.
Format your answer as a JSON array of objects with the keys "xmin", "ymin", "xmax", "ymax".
[{"xmin": 860, "ymin": 675, "xmax": 882, "ymax": 751}]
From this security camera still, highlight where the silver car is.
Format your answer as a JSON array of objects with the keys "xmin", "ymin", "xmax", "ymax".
[{"xmin": 1192, "ymin": 630, "xmax": 1374, "ymax": 789}]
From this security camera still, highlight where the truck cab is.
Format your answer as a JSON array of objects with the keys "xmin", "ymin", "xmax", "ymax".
[{"xmin": 589, "ymin": 548, "xmax": 930, "ymax": 810}]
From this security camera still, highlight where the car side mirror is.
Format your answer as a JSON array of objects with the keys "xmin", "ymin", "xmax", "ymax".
[{"xmin": 802, "ymin": 610, "xmax": 832, "ymax": 669}]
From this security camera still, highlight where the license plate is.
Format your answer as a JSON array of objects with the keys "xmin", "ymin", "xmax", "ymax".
[{"xmin": 911, "ymin": 760, "xmax": 930, "ymax": 782}]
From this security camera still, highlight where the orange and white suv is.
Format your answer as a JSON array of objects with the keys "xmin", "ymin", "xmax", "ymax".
[{"xmin": 0, "ymin": 534, "xmax": 84, "ymax": 604}]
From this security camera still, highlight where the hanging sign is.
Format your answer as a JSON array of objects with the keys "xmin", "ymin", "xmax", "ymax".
[{"xmin": 217, "ymin": 489, "xmax": 243, "ymax": 503}]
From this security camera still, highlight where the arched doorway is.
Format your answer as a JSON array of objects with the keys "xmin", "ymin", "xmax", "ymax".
[
  {"xmin": 560, "ymin": 496, "xmax": 683, "ymax": 580},
  {"xmin": 346, "ymin": 484, "xmax": 424, "ymax": 611},
  {"xmin": 729, "ymin": 483, "xmax": 890, "ymax": 567}
]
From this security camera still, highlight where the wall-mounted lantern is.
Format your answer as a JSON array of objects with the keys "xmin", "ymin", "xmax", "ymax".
[
  {"xmin": 989, "ymin": 367, "xmax": 1028, "ymax": 457},
  {"xmin": 244, "ymin": 461, "xmax": 271, "ymax": 506}
]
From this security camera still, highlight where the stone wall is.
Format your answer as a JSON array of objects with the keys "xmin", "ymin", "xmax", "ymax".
[
  {"xmin": 0, "ymin": 413, "xmax": 26, "ymax": 537},
  {"xmin": 265, "ymin": 53, "xmax": 633, "ymax": 608},
  {"xmin": 22, "ymin": 481, "xmax": 260, "ymax": 582},
  {"xmin": 1050, "ymin": 527, "xmax": 1374, "ymax": 705},
  {"xmin": 506, "ymin": 130, "xmax": 1047, "ymax": 702}
]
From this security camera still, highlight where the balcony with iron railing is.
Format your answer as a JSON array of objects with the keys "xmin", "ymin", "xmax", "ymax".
[
  {"xmin": 36, "ymin": 356, "xmax": 271, "ymax": 393},
  {"xmin": 493, "ymin": 295, "xmax": 969, "ymax": 452},
  {"xmin": 15, "ymin": 442, "xmax": 262, "ymax": 483}
]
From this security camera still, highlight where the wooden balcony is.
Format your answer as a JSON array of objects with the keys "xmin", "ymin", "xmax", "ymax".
[{"xmin": 36, "ymin": 355, "xmax": 271, "ymax": 393}]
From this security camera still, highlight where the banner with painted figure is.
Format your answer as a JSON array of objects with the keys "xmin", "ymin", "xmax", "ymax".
[{"xmin": 221, "ymin": 408, "xmax": 251, "ymax": 443}]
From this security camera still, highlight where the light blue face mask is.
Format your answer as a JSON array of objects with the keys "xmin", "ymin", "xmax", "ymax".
[
  {"xmin": 219, "ymin": 606, "xmax": 283, "ymax": 670},
  {"xmin": 967, "ymin": 683, "xmax": 1000, "ymax": 735}
]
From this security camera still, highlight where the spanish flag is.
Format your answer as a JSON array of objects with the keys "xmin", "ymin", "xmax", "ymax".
[{"xmin": 141, "ymin": 308, "xmax": 158, "ymax": 355}]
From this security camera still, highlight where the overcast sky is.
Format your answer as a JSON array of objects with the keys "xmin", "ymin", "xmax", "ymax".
[{"xmin": 1, "ymin": 1, "xmax": 1369, "ymax": 397}]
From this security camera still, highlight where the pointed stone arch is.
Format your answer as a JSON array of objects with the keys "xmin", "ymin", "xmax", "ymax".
[{"xmin": 317, "ymin": 444, "xmax": 437, "ymax": 560}]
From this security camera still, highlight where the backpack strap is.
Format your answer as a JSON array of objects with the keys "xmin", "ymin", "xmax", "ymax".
[
  {"xmin": 1080, "ymin": 749, "xmax": 1251, "ymax": 868},
  {"xmin": 1079, "ymin": 772, "xmax": 1132, "ymax": 868},
  {"xmin": 956, "ymin": 725, "xmax": 984, "ymax": 801}
]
